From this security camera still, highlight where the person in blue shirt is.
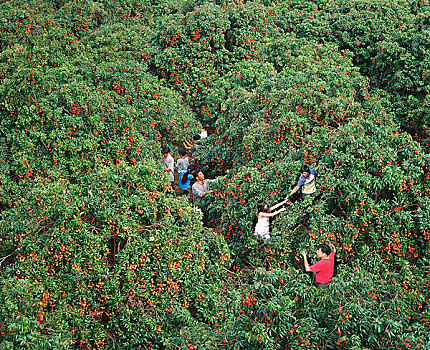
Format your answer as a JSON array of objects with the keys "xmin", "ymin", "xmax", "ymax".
[
  {"xmin": 179, "ymin": 165, "xmax": 195, "ymax": 200},
  {"xmin": 288, "ymin": 165, "xmax": 318, "ymax": 201}
]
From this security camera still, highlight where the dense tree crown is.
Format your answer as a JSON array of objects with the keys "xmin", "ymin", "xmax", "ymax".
[{"xmin": 0, "ymin": 0, "xmax": 429, "ymax": 349}]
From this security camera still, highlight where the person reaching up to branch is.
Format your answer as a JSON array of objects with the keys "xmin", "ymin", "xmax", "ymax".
[
  {"xmin": 183, "ymin": 135, "xmax": 201, "ymax": 157},
  {"xmin": 254, "ymin": 199, "xmax": 288, "ymax": 241},
  {"xmin": 302, "ymin": 243, "xmax": 336, "ymax": 289}
]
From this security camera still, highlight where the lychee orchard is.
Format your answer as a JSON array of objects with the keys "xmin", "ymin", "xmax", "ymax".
[{"xmin": 1, "ymin": 0, "xmax": 429, "ymax": 349}]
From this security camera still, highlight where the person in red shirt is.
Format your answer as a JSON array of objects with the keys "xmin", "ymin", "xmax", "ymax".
[{"xmin": 302, "ymin": 243, "xmax": 336, "ymax": 289}]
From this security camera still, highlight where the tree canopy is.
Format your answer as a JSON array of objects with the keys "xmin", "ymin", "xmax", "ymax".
[{"xmin": 0, "ymin": 0, "xmax": 429, "ymax": 349}]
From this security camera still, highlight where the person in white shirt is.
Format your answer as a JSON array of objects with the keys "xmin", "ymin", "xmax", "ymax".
[
  {"xmin": 161, "ymin": 146, "xmax": 175, "ymax": 190},
  {"xmin": 176, "ymin": 147, "xmax": 189, "ymax": 173},
  {"xmin": 254, "ymin": 199, "xmax": 288, "ymax": 241},
  {"xmin": 200, "ymin": 125, "xmax": 208, "ymax": 139}
]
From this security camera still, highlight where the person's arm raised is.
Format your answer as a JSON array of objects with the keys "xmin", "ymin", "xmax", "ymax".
[
  {"xmin": 302, "ymin": 251, "xmax": 312, "ymax": 272},
  {"xmin": 330, "ymin": 243, "xmax": 337, "ymax": 254},
  {"xmin": 183, "ymin": 138, "xmax": 192, "ymax": 147},
  {"xmin": 288, "ymin": 186, "xmax": 300, "ymax": 198},
  {"xmin": 182, "ymin": 141, "xmax": 191, "ymax": 150},
  {"xmin": 260, "ymin": 207, "xmax": 286, "ymax": 218},
  {"xmin": 269, "ymin": 199, "xmax": 288, "ymax": 211}
]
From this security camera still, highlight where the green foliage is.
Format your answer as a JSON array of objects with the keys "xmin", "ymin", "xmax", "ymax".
[
  {"xmin": 276, "ymin": 0, "xmax": 430, "ymax": 146},
  {"xmin": 1, "ymin": 162, "xmax": 229, "ymax": 348},
  {"xmin": 1, "ymin": 0, "xmax": 430, "ymax": 349}
]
